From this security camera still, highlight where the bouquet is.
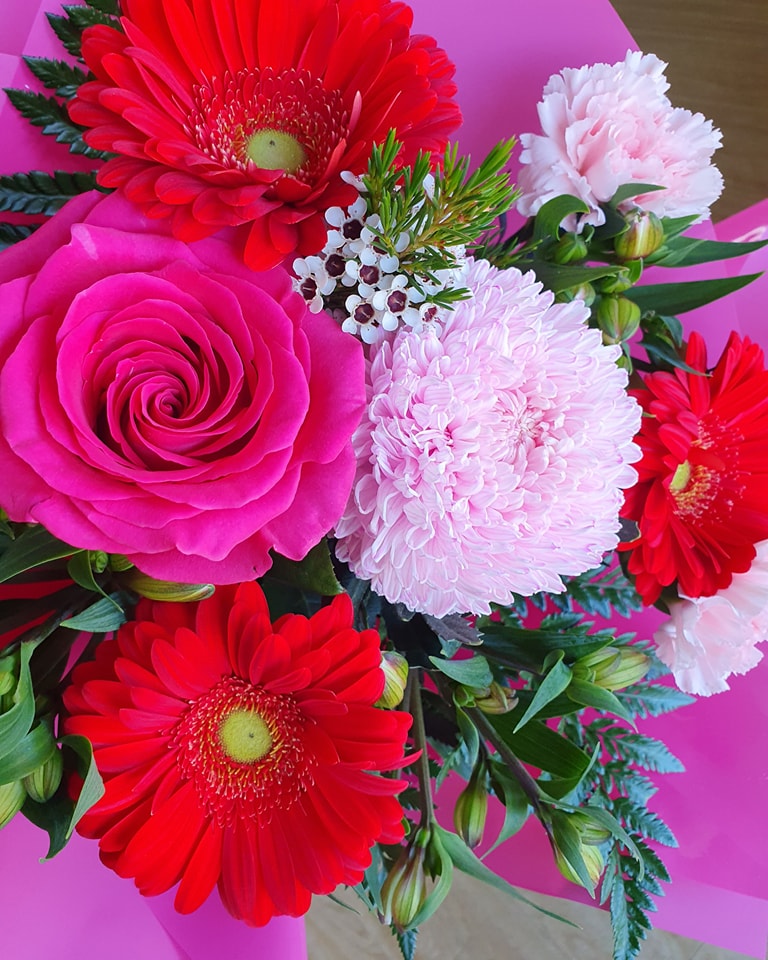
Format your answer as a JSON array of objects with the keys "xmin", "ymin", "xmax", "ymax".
[{"xmin": 1, "ymin": 2, "xmax": 766, "ymax": 958}]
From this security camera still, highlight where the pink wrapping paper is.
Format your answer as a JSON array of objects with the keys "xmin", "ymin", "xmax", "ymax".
[{"xmin": 1, "ymin": 0, "xmax": 767, "ymax": 956}]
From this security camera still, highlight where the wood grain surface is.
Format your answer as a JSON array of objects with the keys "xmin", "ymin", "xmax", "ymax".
[{"xmin": 308, "ymin": 3, "xmax": 767, "ymax": 957}]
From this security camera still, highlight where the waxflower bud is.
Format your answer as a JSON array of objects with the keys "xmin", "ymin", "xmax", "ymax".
[
  {"xmin": 454, "ymin": 766, "xmax": 489, "ymax": 849},
  {"xmin": 0, "ymin": 780, "xmax": 26, "ymax": 828},
  {"xmin": 615, "ymin": 209, "xmax": 665, "ymax": 261},
  {"xmin": 376, "ymin": 651, "xmax": 409, "ymax": 709},
  {"xmin": 126, "ymin": 571, "xmax": 215, "ymax": 603},
  {"xmin": 380, "ymin": 828, "xmax": 431, "ymax": 930},
  {"xmin": 575, "ymin": 646, "xmax": 650, "ymax": 691},
  {"xmin": 555, "ymin": 281, "xmax": 596, "ymax": 307},
  {"xmin": 472, "ymin": 681, "xmax": 517, "ymax": 715},
  {"xmin": 552, "ymin": 233, "xmax": 589, "ymax": 264},
  {"xmin": 23, "ymin": 747, "xmax": 63, "ymax": 803},
  {"xmin": 597, "ymin": 295, "xmax": 641, "ymax": 344}
]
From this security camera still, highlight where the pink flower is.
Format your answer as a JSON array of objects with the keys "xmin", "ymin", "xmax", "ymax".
[
  {"xmin": 334, "ymin": 259, "xmax": 640, "ymax": 617},
  {"xmin": 516, "ymin": 51, "xmax": 723, "ymax": 228},
  {"xmin": 654, "ymin": 541, "xmax": 768, "ymax": 696},
  {"xmin": 0, "ymin": 192, "xmax": 365, "ymax": 583}
]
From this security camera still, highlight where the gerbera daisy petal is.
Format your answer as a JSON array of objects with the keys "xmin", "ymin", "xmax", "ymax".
[
  {"xmin": 63, "ymin": 581, "xmax": 409, "ymax": 925},
  {"xmin": 72, "ymin": 0, "xmax": 460, "ymax": 268}
]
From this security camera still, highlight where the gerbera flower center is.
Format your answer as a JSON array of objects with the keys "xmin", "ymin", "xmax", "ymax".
[
  {"xmin": 172, "ymin": 676, "xmax": 315, "ymax": 825},
  {"xmin": 188, "ymin": 67, "xmax": 350, "ymax": 184}
]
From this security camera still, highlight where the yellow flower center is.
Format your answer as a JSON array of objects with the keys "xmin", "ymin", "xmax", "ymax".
[
  {"xmin": 245, "ymin": 129, "xmax": 307, "ymax": 172},
  {"xmin": 218, "ymin": 709, "xmax": 273, "ymax": 763},
  {"xmin": 669, "ymin": 460, "xmax": 691, "ymax": 493}
]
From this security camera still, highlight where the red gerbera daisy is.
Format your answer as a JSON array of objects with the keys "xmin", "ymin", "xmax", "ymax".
[
  {"xmin": 69, "ymin": 0, "xmax": 461, "ymax": 269},
  {"xmin": 621, "ymin": 331, "xmax": 768, "ymax": 605},
  {"xmin": 62, "ymin": 582, "xmax": 411, "ymax": 924}
]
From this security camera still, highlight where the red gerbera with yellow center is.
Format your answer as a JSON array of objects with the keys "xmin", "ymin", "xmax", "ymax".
[
  {"xmin": 62, "ymin": 582, "xmax": 411, "ymax": 925},
  {"xmin": 69, "ymin": 0, "xmax": 461, "ymax": 269},
  {"xmin": 621, "ymin": 331, "xmax": 768, "ymax": 605}
]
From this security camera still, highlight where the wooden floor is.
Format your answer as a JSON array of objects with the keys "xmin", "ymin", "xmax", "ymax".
[{"xmin": 307, "ymin": 2, "xmax": 767, "ymax": 959}]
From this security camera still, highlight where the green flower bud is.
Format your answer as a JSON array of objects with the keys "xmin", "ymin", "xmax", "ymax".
[
  {"xmin": 0, "ymin": 780, "xmax": 26, "ymax": 829},
  {"xmin": 598, "ymin": 267, "xmax": 634, "ymax": 295},
  {"xmin": 555, "ymin": 281, "xmax": 596, "ymax": 307},
  {"xmin": 552, "ymin": 233, "xmax": 589, "ymax": 264},
  {"xmin": 575, "ymin": 646, "xmax": 650, "ymax": 691},
  {"xmin": 554, "ymin": 840, "xmax": 605, "ymax": 888},
  {"xmin": 376, "ymin": 652, "xmax": 409, "ymax": 709},
  {"xmin": 380, "ymin": 828, "xmax": 431, "ymax": 930},
  {"xmin": 615, "ymin": 210, "xmax": 665, "ymax": 261},
  {"xmin": 472, "ymin": 681, "xmax": 517, "ymax": 715},
  {"xmin": 596, "ymin": 295, "xmax": 641, "ymax": 344},
  {"xmin": 453, "ymin": 766, "xmax": 489, "ymax": 850},
  {"xmin": 126, "ymin": 572, "xmax": 215, "ymax": 603},
  {"xmin": 23, "ymin": 747, "xmax": 63, "ymax": 803},
  {"xmin": 88, "ymin": 551, "xmax": 109, "ymax": 574},
  {"xmin": 0, "ymin": 669, "xmax": 16, "ymax": 698},
  {"xmin": 108, "ymin": 554, "xmax": 135, "ymax": 572}
]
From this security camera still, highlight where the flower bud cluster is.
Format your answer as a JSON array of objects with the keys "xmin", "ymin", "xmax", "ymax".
[{"xmin": 292, "ymin": 179, "xmax": 468, "ymax": 344}]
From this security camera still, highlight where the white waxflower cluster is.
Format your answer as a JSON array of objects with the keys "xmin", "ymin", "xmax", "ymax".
[{"xmin": 292, "ymin": 180, "xmax": 467, "ymax": 344}]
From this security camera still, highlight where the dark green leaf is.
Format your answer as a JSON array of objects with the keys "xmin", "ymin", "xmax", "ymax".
[
  {"xmin": 45, "ymin": 13, "xmax": 83, "ymax": 58},
  {"xmin": 514, "ymin": 654, "xmax": 572, "ymax": 732},
  {"xmin": 84, "ymin": 0, "xmax": 121, "ymax": 13},
  {"xmin": 615, "ymin": 682, "xmax": 695, "ymax": 719},
  {"xmin": 455, "ymin": 707, "xmax": 479, "ymax": 769},
  {"xmin": 2, "ymin": 89, "xmax": 102, "ymax": 158},
  {"xmin": 0, "ymin": 722, "xmax": 56, "ymax": 784},
  {"xmin": 657, "ymin": 214, "xmax": 700, "ymax": 240},
  {"xmin": 0, "ymin": 222, "xmax": 38, "ymax": 249},
  {"xmin": 638, "ymin": 332, "xmax": 706, "ymax": 374},
  {"xmin": 645, "ymin": 235, "xmax": 766, "ymax": 268},
  {"xmin": 61, "ymin": 595, "xmax": 128, "ymax": 633},
  {"xmin": 268, "ymin": 540, "xmax": 343, "ymax": 596},
  {"xmin": 532, "ymin": 195, "xmax": 590, "ymax": 242},
  {"xmin": 0, "ymin": 641, "xmax": 37, "ymax": 760},
  {"xmin": 612, "ymin": 798, "xmax": 676, "ymax": 847},
  {"xmin": 64, "ymin": 3, "xmax": 120, "ymax": 30},
  {"xmin": 489, "ymin": 712, "xmax": 591, "ymax": 782},
  {"xmin": 615, "ymin": 733, "xmax": 684, "ymax": 774},
  {"xmin": 609, "ymin": 183, "xmax": 665, "ymax": 206},
  {"xmin": 394, "ymin": 928, "xmax": 418, "ymax": 960},
  {"xmin": 429, "ymin": 654, "xmax": 493, "ymax": 688},
  {"xmin": 22, "ymin": 57, "xmax": 91, "ymax": 98},
  {"xmin": 0, "ymin": 169, "xmax": 100, "ymax": 216},
  {"xmin": 486, "ymin": 763, "xmax": 530, "ymax": 853},
  {"xmin": 0, "ymin": 525, "xmax": 78, "ymax": 583},
  {"xmin": 528, "ymin": 259, "xmax": 622, "ymax": 293},
  {"xmin": 566, "ymin": 679, "xmax": 635, "ymax": 725},
  {"xmin": 625, "ymin": 272, "xmax": 762, "ymax": 315},
  {"xmin": 60, "ymin": 734, "xmax": 105, "ymax": 838},
  {"xmin": 435, "ymin": 826, "xmax": 578, "ymax": 925}
]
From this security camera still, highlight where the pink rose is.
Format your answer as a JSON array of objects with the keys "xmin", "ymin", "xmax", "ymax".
[
  {"xmin": 516, "ymin": 51, "xmax": 723, "ymax": 228},
  {"xmin": 0, "ymin": 192, "xmax": 365, "ymax": 583}
]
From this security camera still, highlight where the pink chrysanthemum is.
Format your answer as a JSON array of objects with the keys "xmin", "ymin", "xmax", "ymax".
[
  {"xmin": 334, "ymin": 259, "xmax": 641, "ymax": 617},
  {"xmin": 516, "ymin": 51, "xmax": 723, "ymax": 228}
]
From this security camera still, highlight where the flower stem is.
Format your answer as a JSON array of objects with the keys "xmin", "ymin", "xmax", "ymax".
[{"xmin": 408, "ymin": 670, "xmax": 435, "ymax": 827}]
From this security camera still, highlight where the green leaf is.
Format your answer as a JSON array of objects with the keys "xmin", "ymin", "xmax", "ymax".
[
  {"xmin": 566, "ymin": 679, "xmax": 635, "ymax": 725},
  {"xmin": 615, "ymin": 682, "xmax": 695, "ymax": 719},
  {"xmin": 267, "ymin": 540, "xmax": 343, "ymax": 596},
  {"xmin": 645, "ymin": 234, "xmax": 766, "ymax": 268},
  {"xmin": 408, "ymin": 827, "xmax": 454, "ymax": 928},
  {"xmin": 612, "ymin": 798, "xmax": 676, "ymax": 847},
  {"xmin": 45, "ymin": 13, "xmax": 83, "ymax": 58},
  {"xmin": 0, "ymin": 722, "xmax": 56, "ymax": 784},
  {"xmin": 625, "ymin": 272, "xmax": 762, "ymax": 315},
  {"xmin": 435, "ymin": 826, "xmax": 579, "ymax": 925},
  {"xmin": 485, "ymin": 764, "xmax": 530, "ymax": 854},
  {"xmin": 489, "ymin": 712, "xmax": 591, "ymax": 783},
  {"xmin": 609, "ymin": 183, "xmax": 666, "ymax": 206},
  {"xmin": 0, "ymin": 222, "xmax": 38, "ymax": 250},
  {"xmin": 60, "ymin": 734, "xmax": 105, "ymax": 838},
  {"xmin": 527, "ymin": 259, "xmax": 622, "ymax": 294},
  {"xmin": 478, "ymin": 618, "xmax": 614, "ymax": 672},
  {"xmin": 22, "ymin": 57, "xmax": 91, "ymax": 98},
  {"xmin": 394, "ymin": 928, "xmax": 418, "ymax": 960},
  {"xmin": 64, "ymin": 3, "xmax": 120, "ymax": 30},
  {"xmin": 2, "ymin": 90, "xmax": 102, "ymax": 158},
  {"xmin": 532, "ymin": 195, "xmax": 590, "ymax": 242},
  {"xmin": 61, "ymin": 595, "xmax": 128, "ymax": 633},
  {"xmin": 0, "ymin": 526, "xmax": 78, "ymax": 584},
  {"xmin": 455, "ymin": 706, "xmax": 479, "ymax": 769},
  {"xmin": 514, "ymin": 653, "xmax": 573, "ymax": 732},
  {"xmin": 0, "ymin": 169, "xmax": 101, "ymax": 216},
  {"xmin": 0, "ymin": 641, "xmax": 39, "ymax": 760},
  {"xmin": 429, "ymin": 654, "xmax": 493, "ymax": 689},
  {"xmin": 637, "ymin": 331, "xmax": 704, "ymax": 374},
  {"xmin": 615, "ymin": 733, "xmax": 684, "ymax": 774},
  {"xmin": 66, "ymin": 552, "xmax": 121, "ymax": 611},
  {"xmin": 549, "ymin": 809, "xmax": 596, "ymax": 894}
]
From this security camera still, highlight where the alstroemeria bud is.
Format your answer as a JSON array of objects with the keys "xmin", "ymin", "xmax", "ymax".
[
  {"xmin": 380, "ymin": 828, "xmax": 431, "ymax": 930},
  {"xmin": 555, "ymin": 840, "xmax": 606, "ymax": 888},
  {"xmin": 615, "ymin": 210, "xmax": 665, "ymax": 261},
  {"xmin": 126, "ymin": 572, "xmax": 215, "ymax": 603},
  {"xmin": 552, "ymin": 233, "xmax": 589, "ymax": 264},
  {"xmin": 598, "ymin": 266, "xmax": 635, "ymax": 295},
  {"xmin": 597, "ymin": 295, "xmax": 641, "ymax": 344},
  {"xmin": 453, "ymin": 765, "xmax": 489, "ymax": 849},
  {"xmin": 376, "ymin": 651, "xmax": 409, "ymax": 709},
  {"xmin": 555, "ymin": 281, "xmax": 596, "ymax": 307},
  {"xmin": 472, "ymin": 681, "xmax": 517, "ymax": 715},
  {"xmin": 0, "ymin": 667, "xmax": 15, "ymax": 697},
  {"xmin": 108, "ymin": 554, "xmax": 134, "ymax": 572},
  {"xmin": 23, "ymin": 747, "xmax": 63, "ymax": 803},
  {"xmin": 0, "ymin": 780, "xmax": 26, "ymax": 828},
  {"xmin": 575, "ymin": 646, "xmax": 650, "ymax": 691}
]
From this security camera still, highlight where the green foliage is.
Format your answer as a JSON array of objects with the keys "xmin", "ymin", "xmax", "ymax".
[
  {"xmin": 46, "ymin": 1, "xmax": 121, "ymax": 60},
  {"xmin": 267, "ymin": 540, "xmax": 344, "ymax": 596},
  {"xmin": 0, "ymin": 525, "xmax": 79, "ymax": 584},
  {"xmin": 394, "ymin": 927, "xmax": 418, "ymax": 960},
  {"xmin": 0, "ymin": 170, "xmax": 101, "ymax": 216},
  {"xmin": 556, "ymin": 561, "xmax": 644, "ymax": 620},
  {"xmin": 23, "ymin": 57, "xmax": 91, "ymax": 98},
  {"xmin": 0, "ymin": 222, "xmax": 38, "ymax": 250},
  {"xmin": 615, "ymin": 682, "xmax": 695, "ymax": 719},
  {"xmin": 626, "ymin": 272, "xmax": 762, "ymax": 316},
  {"xmin": 2, "ymin": 89, "xmax": 106, "ymax": 159}
]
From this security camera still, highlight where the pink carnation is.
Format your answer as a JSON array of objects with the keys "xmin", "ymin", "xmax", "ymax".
[
  {"xmin": 654, "ymin": 541, "xmax": 768, "ymax": 696},
  {"xmin": 334, "ymin": 259, "xmax": 641, "ymax": 617},
  {"xmin": 516, "ymin": 51, "xmax": 723, "ymax": 228},
  {"xmin": 0, "ymin": 191, "xmax": 365, "ymax": 583}
]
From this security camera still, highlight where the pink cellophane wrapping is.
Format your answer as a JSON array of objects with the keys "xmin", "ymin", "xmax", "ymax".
[{"xmin": 1, "ymin": 0, "xmax": 767, "ymax": 956}]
